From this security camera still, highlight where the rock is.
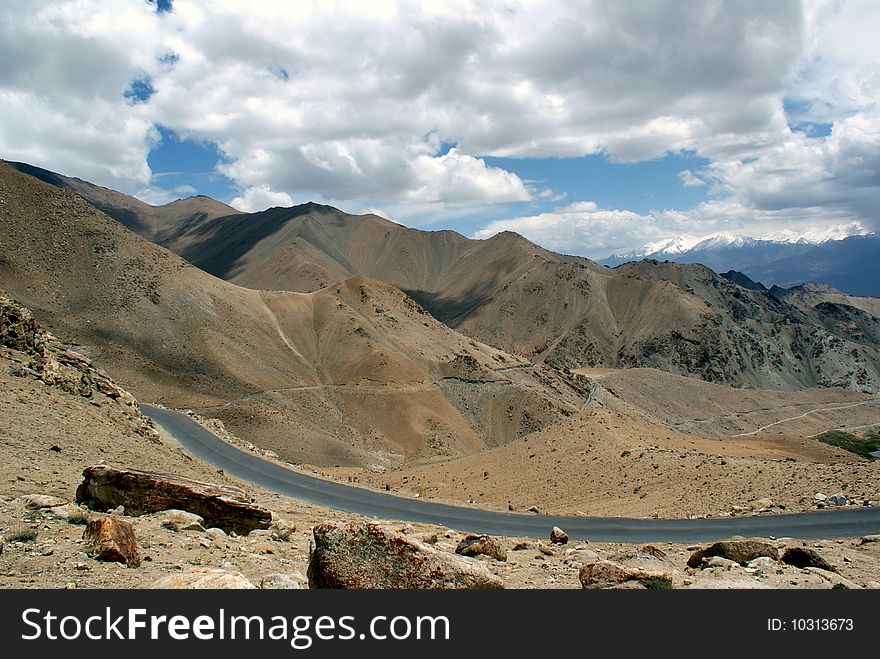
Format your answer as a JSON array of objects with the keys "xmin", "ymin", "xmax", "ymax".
[
  {"xmin": 704, "ymin": 556, "xmax": 741, "ymax": 570},
  {"xmin": 859, "ymin": 534, "xmax": 880, "ymax": 545},
  {"xmin": 755, "ymin": 497, "xmax": 774, "ymax": 509},
  {"xmin": 16, "ymin": 494, "xmax": 66, "ymax": 509},
  {"xmin": 803, "ymin": 568, "xmax": 859, "ymax": 589},
  {"xmin": 205, "ymin": 527, "xmax": 228, "ymax": 543},
  {"xmin": 455, "ymin": 534, "xmax": 507, "ymax": 561},
  {"xmin": 308, "ymin": 521, "xmax": 504, "ymax": 589},
  {"xmin": 687, "ymin": 539, "xmax": 779, "ymax": 568},
  {"xmin": 549, "ymin": 526, "xmax": 569, "ymax": 544},
  {"xmin": 83, "ymin": 517, "xmax": 140, "ymax": 566},
  {"xmin": 687, "ymin": 575, "xmax": 772, "ymax": 589},
  {"xmin": 260, "ymin": 572, "xmax": 307, "ymax": 589},
  {"xmin": 579, "ymin": 560, "xmax": 673, "ymax": 589},
  {"xmin": 812, "ymin": 493, "xmax": 827, "ymax": 505},
  {"xmin": 512, "ymin": 542, "xmax": 532, "ymax": 551},
  {"xmin": 639, "ymin": 544, "xmax": 668, "ymax": 561},
  {"xmin": 151, "ymin": 568, "xmax": 256, "ymax": 589},
  {"xmin": 748, "ymin": 556, "xmax": 782, "ymax": 574},
  {"xmin": 156, "ymin": 510, "xmax": 206, "ymax": 532},
  {"xmin": 527, "ymin": 506, "xmax": 540, "ymax": 513},
  {"xmin": 781, "ymin": 547, "xmax": 836, "ymax": 572},
  {"xmin": 75, "ymin": 465, "xmax": 272, "ymax": 534},
  {"xmin": 826, "ymin": 492, "xmax": 848, "ymax": 507}
]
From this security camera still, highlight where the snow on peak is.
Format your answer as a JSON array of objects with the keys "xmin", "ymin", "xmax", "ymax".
[{"xmin": 610, "ymin": 222, "xmax": 871, "ymax": 260}]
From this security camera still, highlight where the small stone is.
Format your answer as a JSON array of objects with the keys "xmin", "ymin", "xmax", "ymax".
[
  {"xmin": 826, "ymin": 492, "xmax": 848, "ymax": 507},
  {"xmin": 527, "ymin": 506, "xmax": 540, "ymax": 513},
  {"xmin": 455, "ymin": 534, "xmax": 506, "ymax": 561},
  {"xmin": 157, "ymin": 510, "xmax": 206, "ymax": 532},
  {"xmin": 704, "ymin": 556, "xmax": 740, "ymax": 570},
  {"xmin": 812, "ymin": 493, "xmax": 827, "ymax": 504},
  {"xmin": 16, "ymin": 494, "xmax": 66, "ymax": 509}
]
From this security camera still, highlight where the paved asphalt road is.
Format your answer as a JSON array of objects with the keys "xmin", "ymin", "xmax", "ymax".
[{"xmin": 142, "ymin": 404, "xmax": 880, "ymax": 543}]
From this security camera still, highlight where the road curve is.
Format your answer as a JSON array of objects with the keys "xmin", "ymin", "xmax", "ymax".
[{"xmin": 141, "ymin": 404, "xmax": 880, "ymax": 543}]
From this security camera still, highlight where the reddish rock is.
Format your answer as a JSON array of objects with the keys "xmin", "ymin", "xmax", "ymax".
[
  {"xmin": 76, "ymin": 465, "xmax": 271, "ymax": 535},
  {"xmin": 579, "ymin": 560, "xmax": 672, "ymax": 589},
  {"xmin": 83, "ymin": 517, "xmax": 140, "ymax": 566},
  {"xmin": 455, "ymin": 534, "xmax": 507, "ymax": 561},
  {"xmin": 308, "ymin": 521, "xmax": 504, "ymax": 589}
]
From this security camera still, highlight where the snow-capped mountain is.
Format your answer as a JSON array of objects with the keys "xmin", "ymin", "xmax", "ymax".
[
  {"xmin": 599, "ymin": 227, "xmax": 880, "ymax": 296},
  {"xmin": 602, "ymin": 223, "xmax": 870, "ymax": 265}
]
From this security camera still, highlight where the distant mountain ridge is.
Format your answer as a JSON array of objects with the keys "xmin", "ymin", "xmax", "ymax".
[{"xmin": 600, "ymin": 229, "xmax": 880, "ymax": 296}]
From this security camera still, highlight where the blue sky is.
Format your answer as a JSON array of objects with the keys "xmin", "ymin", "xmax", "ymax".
[{"xmin": 1, "ymin": 1, "xmax": 878, "ymax": 258}]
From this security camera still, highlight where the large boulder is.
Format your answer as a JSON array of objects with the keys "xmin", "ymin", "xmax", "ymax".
[
  {"xmin": 687, "ymin": 539, "xmax": 779, "ymax": 568},
  {"xmin": 83, "ymin": 517, "xmax": 140, "ymax": 566},
  {"xmin": 455, "ymin": 534, "xmax": 507, "ymax": 561},
  {"xmin": 76, "ymin": 465, "xmax": 271, "ymax": 534},
  {"xmin": 579, "ymin": 560, "xmax": 673, "ymax": 589},
  {"xmin": 308, "ymin": 521, "xmax": 504, "ymax": 589},
  {"xmin": 151, "ymin": 568, "xmax": 255, "ymax": 589}
]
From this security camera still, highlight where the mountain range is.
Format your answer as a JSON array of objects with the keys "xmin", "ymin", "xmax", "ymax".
[
  {"xmin": 600, "ymin": 230, "xmax": 880, "ymax": 297},
  {"xmin": 2, "ymin": 159, "xmax": 880, "ymax": 470}
]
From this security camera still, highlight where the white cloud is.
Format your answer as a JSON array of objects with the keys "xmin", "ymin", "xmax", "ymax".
[
  {"xmin": 474, "ymin": 198, "xmax": 867, "ymax": 260},
  {"xmin": 678, "ymin": 170, "xmax": 705, "ymax": 187},
  {"xmin": 0, "ymin": 0, "xmax": 877, "ymax": 240},
  {"xmin": 230, "ymin": 184, "xmax": 294, "ymax": 213}
]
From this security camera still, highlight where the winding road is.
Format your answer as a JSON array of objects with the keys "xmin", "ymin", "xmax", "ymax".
[{"xmin": 141, "ymin": 404, "xmax": 880, "ymax": 543}]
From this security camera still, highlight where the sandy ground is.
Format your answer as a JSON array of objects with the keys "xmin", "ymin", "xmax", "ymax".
[{"xmin": 2, "ymin": 359, "xmax": 879, "ymax": 590}]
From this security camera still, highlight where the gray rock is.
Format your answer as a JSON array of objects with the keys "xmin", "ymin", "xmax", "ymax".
[
  {"xmin": 704, "ymin": 556, "xmax": 741, "ymax": 570},
  {"xmin": 260, "ymin": 572, "xmax": 307, "ymax": 589},
  {"xmin": 859, "ymin": 534, "xmax": 880, "ymax": 545},
  {"xmin": 812, "ymin": 493, "xmax": 827, "ymax": 504},
  {"xmin": 156, "ymin": 510, "xmax": 205, "ymax": 532},
  {"xmin": 16, "ymin": 494, "xmax": 66, "ymax": 509},
  {"xmin": 151, "ymin": 568, "xmax": 255, "ymax": 589},
  {"xmin": 826, "ymin": 492, "xmax": 848, "ymax": 507},
  {"xmin": 308, "ymin": 521, "xmax": 504, "ymax": 589},
  {"xmin": 579, "ymin": 560, "xmax": 672, "ymax": 589}
]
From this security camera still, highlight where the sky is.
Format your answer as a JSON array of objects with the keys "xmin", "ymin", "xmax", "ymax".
[{"xmin": 1, "ymin": 0, "xmax": 878, "ymax": 259}]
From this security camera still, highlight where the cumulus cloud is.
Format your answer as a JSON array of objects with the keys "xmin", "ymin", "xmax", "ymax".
[
  {"xmin": 0, "ymin": 0, "xmax": 878, "ymax": 241},
  {"xmin": 678, "ymin": 170, "xmax": 706, "ymax": 187},
  {"xmin": 230, "ymin": 184, "xmax": 294, "ymax": 213},
  {"xmin": 474, "ymin": 198, "xmax": 867, "ymax": 260}
]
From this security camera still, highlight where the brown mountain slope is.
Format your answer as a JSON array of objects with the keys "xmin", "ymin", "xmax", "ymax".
[
  {"xmin": 138, "ymin": 202, "xmax": 880, "ymax": 393},
  {"xmin": 13, "ymin": 162, "xmax": 880, "ymax": 393},
  {"xmin": 0, "ymin": 162, "xmax": 586, "ymax": 466}
]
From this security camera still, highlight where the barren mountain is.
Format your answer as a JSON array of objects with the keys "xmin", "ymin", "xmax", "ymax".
[
  {"xmin": 5, "ymin": 160, "xmax": 240, "ymax": 244},
  {"xmin": 55, "ymin": 182, "xmax": 880, "ymax": 394},
  {"xmin": 0, "ymin": 162, "xmax": 585, "ymax": 466}
]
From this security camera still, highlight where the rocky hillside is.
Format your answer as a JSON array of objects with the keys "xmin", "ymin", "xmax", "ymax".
[{"xmin": 0, "ymin": 163, "xmax": 587, "ymax": 467}]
